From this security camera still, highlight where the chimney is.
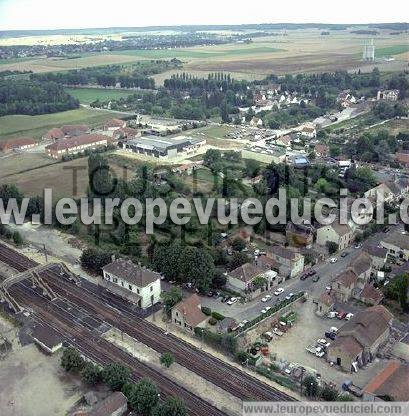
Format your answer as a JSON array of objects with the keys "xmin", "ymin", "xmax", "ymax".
[{"xmin": 111, "ymin": 254, "xmax": 116, "ymax": 263}]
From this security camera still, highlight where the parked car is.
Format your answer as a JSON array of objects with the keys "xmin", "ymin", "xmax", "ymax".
[
  {"xmin": 317, "ymin": 338, "xmax": 331, "ymax": 348},
  {"xmin": 315, "ymin": 346, "xmax": 326, "ymax": 357},
  {"xmin": 330, "ymin": 326, "xmax": 338, "ymax": 333},
  {"xmin": 261, "ymin": 294, "xmax": 272, "ymax": 302},
  {"xmin": 325, "ymin": 331, "xmax": 337, "ymax": 340},
  {"xmin": 300, "ymin": 273, "xmax": 309, "ymax": 281},
  {"xmin": 265, "ymin": 306, "xmax": 271, "ymax": 312},
  {"xmin": 221, "ymin": 296, "xmax": 229, "ymax": 303},
  {"xmin": 274, "ymin": 288, "xmax": 284, "ymax": 296},
  {"xmin": 285, "ymin": 293, "xmax": 294, "ymax": 300},
  {"xmin": 273, "ymin": 327, "xmax": 284, "ymax": 336},
  {"xmin": 262, "ymin": 332, "xmax": 274, "ymax": 342},
  {"xmin": 312, "ymin": 275, "xmax": 320, "ymax": 282},
  {"xmin": 261, "ymin": 308, "xmax": 267, "ymax": 314},
  {"xmin": 329, "ymin": 257, "xmax": 338, "ymax": 263},
  {"xmin": 227, "ymin": 297, "xmax": 238, "ymax": 305},
  {"xmin": 337, "ymin": 311, "xmax": 347, "ymax": 320},
  {"xmin": 308, "ymin": 269, "xmax": 317, "ymax": 276},
  {"xmin": 354, "ymin": 243, "xmax": 362, "ymax": 249},
  {"xmin": 341, "ymin": 252, "xmax": 349, "ymax": 258},
  {"xmin": 345, "ymin": 313, "xmax": 354, "ymax": 320}
]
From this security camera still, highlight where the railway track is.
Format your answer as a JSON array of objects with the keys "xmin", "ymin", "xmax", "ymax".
[
  {"xmin": 0, "ymin": 243, "xmax": 296, "ymax": 402},
  {"xmin": 9, "ymin": 282, "xmax": 226, "ymax": 416}
]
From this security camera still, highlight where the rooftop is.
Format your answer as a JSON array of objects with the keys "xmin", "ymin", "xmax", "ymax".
[
  {"xmin": 89, "ymin": 391, "xmax": 127, "ymax": 416},
  {"xmin": 382, "ymin": 231, "xmax": 409, "ymax": 251},
  {"xmin": 229, "ymin": 262, "xmax": 264, "ymax": 283},
  {"xmin": 103, "ymin": 259, "xmax": 161, "ymax": 287},
  {"xmin": 364, "ymin": 361, "xmax": 409, "ymax": 401},
  {"xmin": 173, "ymin": 294, "xmax": 207, "ymax": 327},
  {"xmin": 46, "ymin": 134, "xmax": 108, "ymax": 152},
  {"xmin": 269, "ymin": 245, "xmax": 301, "ymax": 261}
]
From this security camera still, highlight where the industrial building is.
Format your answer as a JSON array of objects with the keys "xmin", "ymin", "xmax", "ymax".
[{"xmin": 120, "ymin": 135, "xmax": 205, "ymax": 159}]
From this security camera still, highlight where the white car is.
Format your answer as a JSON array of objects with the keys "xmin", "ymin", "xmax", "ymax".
[
  {"xmin": 227, "ymin": 297, "xmax": 238, "ymax": 305},
  {"xmin": 261, "ymin": 308, "xmax": 267, "ymax": 314},
  {"xmin": 261, "ymin": 294, "xmax": 272, "ymax": 302},
  {"xmin": 317, "ymin": 338, "xmax": 330, "ymax": 348},
  {"xmin": 265, "ymin": 306, "xmax": 271, "ymax": 312},
  {"xmin": 274, "ymin": 288, "xmax": 284, "ymax": 296},
  {"xmin": 329, "ymin": 257, "xmax": 338, "ymax": 263},
  {"xmin": 285, "ymin": 292, "xmax": 294, "ymax": 300},
  {"xmin": 345, "ymin": 313, "xmax": 354, "ymax": 320},
  {"xmin": 330, "ymin": 326, "xmax": 338, "ymax": 333},
  {"xmin": 315, "ymin": 347, "xmax": 326, "ymax": 358},
  {"xmin": 273, "ymin": 327, "xmax": 284, "ymax": 336}
]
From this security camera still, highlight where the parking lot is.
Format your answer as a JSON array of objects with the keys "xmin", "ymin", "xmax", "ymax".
[{"xmin": 265, "ymin": 298, "xmax": 390, "ymax": 389}]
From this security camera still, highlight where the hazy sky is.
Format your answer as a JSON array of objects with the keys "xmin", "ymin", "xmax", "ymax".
[{"xmin": 0, "ymin": 0, "xmax": 407, "ymax": 30}]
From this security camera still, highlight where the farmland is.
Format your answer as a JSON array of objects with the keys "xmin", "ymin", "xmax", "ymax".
[
  {"xmin": 0, "ymin": 107, "xmax": 125, "ymax": 142},
  {"xmin": 1, "ymin": 153, "xmax": 133, "ymax": 200},
  {"xmin": 1, "ymin": 29, "xmax": 407, "ymax": 79},
  {"xmin": 65, "ymin": 87, "xmax": 134, "ymax": 104}
]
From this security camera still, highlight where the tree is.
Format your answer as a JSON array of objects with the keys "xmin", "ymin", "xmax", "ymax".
[
  {"xmin": 302, "ymin": 375, "xmax": 319, "ymax": 398},
  {"xmin": 384, "ymin": 273, "xmax": 409, "ymax": 311},
  {"xmin": 80, "ymin": 248, "xmax": 113, "ymax": 274},
  {"xmin": 160, "ymin": 352, "xmax": 175, "ymax": 368},
  {"xmin": 102, "ymin": 363, "xmax": 130, "ymax": 391},
  {"xmin": 338, "ymin": 393, "xmax": 354, "ymax": 401},
  {"xmin": 179, "ymin": 246, "xmax": 215, "ymax": 293},
  {"xmin": 162, "ymin": 287, "xmax": 183, "ymax": 316},
  {"xmin": 81, "ymin": 362, "xmax": 102, "ymax": 385},
  {"xmin": 231, "ymin": 237, "xmax": 246, "ymax": 252},
  {"xmin": 152, "ymin": 397, "xmax": 187, "ymax": 416},
  {"xmin": 12, "ymin": 231, "xmax": 24, "ymax": 246},
  {"xmin": 228, "ymin": 252, "xmax": 251, "ymax": 271},
  {"xmin": 61, "ymin": 347, "xmax": 84, "ymax": 373},
  {"xmin": 327, "ymin": 241, "xmax": 339, "ymax": 254},
  {"xmin": 320, "ymin": 385, "xmax": 338, "ymax": 401},
  {"xmin": 124, "ymin": 378, "xmax": 159, "ymax": 415},
  {"xmin": 244, "ymin": 159, "xmax": 260, "ymax": 178}
]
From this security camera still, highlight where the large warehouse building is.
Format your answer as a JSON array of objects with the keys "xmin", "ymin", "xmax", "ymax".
[{"xmin": 120, "ymin": 135, "xmax": 206, "ymax": 159}]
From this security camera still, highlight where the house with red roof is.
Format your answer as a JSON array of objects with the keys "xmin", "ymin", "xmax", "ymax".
[{"xmin": 0, "ymin": 137, "xmax": 36, "ymax": 153}]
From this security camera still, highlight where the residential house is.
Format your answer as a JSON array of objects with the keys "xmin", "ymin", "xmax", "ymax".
[
  {"xmin": 337, "ymin": 90, "xmax": 357, "ymax": 108},
  {"xmin": 104, "ymin": 118, "xmax": 126, "ymax": 131},
  {"xmin": 381, "ymin": 231, "xmax": 409, "ymax": 262},
  {"xmin": 327, "ymin": 305, "xmax": 393, "ymax": 372},
  {"xmin": 316, "ymin": 222, "xmax": 354, "ymax": 251},
  {"xmin": 227, "ymin": 262, "xmax": 278, "ymax": 294},
  {"xmin": 364, "ymin": 183, "xmax": 394, "ymax": 203},
  {"xmin": 332, "ymin": 270, "xmax": 359, "ymax": 302},
  {"xmin": 314, "ymin": 144, "xmax": 329, "ymax": 157},
  {"xmin": 114, "ymin": 127, "xmax": 140, "ymax": 141},
  {"xmin": 89, "ymin": 391, "xmax": 128, "ymax": 416},
  {"xmin": 0, "ymin": 137, "xmax": 35, "ymax": 153},
  {"xmin": 266, "ymin": 246, "xmax": 304, "ymax": 278},
  {"xmin": 171, "ymin": 294, "xmax": 208, "ymax": 333},
  {"xmin": 217, "ymin": 317, "xmax": 238, "ymax": 334},
  {"xmin": 172, "ymin": 161, "xmax": 203, "ymax": 175},
  {"xmin": 61, "ymin": 124, "xmax": 89, "ymax": 137},
  {"xmin": 363, "ymin": 361, "xmax": 409, "ymax": 401},
  {"xmin": 363, "ymin": 244, "xmax": 388, "ymax": 270},
  {"xmin": 300, "ymin": 125, "xmax": 316, "ymax": 139},
  {"xmin": 376, "ymin": 89, "xmax": 399, "ymax": 101},
  {"xmin": 395, "ymin": 151, "xmax": 409, "ymax": 167},
  {"xmin": 286, "ymin": 221, "xmax": 314, "ymax": 247},
  {"xmin": 349, "ymin": 251, "xmax": 373, "ymax": 282},
  {"xmin": 250, "ymin": 116, "xmax": 263, "ymax": 128},
  {"xmin": 45, "ymin": 134, "xmax": 109, "ymax": 159},
  {"xmin": 316, "ymin": 292, "xmax": 335, "ymax": 317},
  {"xmin": 42, "ymin": 127, "xmax": 64, "ymax": 141},
  {"xmin": 274, "ymin": 135, "xmax": 292, "ymax": 149},
  {"xmin": 101, "ymin": 259, "xmax": 161, "ymax": 309},
  {"xmin": 359, "ymin": 283, "xmax": 384, "ymax": 306}
]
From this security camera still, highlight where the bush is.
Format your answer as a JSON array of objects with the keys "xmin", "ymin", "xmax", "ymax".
[
  {"xmin": 211, "ymin": 311, "xmax": 225, "ymax": 321},
  {"xmin": 12, "ymin": 231, "xmax": 24, "ymax": 246},
  {"xmin": 208, "ymin": 317, "xmax": 217, "ymax": 325},
  {"xmin": 201, "ymin": 306, "xmax": 211, "ymax": 316}
]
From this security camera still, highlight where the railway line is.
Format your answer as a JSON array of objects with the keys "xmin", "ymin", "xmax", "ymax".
[
  {"xmin": 0, "ymin": 243, "xmax": 296, "ymax": 403},
  {"xmin": 8, "ymin": 281, "xmax": 226, "ymax": 416}
]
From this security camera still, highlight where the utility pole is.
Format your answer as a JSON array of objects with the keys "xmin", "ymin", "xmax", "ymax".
[{"xmin": 43, "ymin": 244, "xmax": 48, "ymax": 263}]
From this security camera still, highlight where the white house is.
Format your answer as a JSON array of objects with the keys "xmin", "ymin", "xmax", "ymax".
[
  {"xmin": 316, "ymin": 222, "xmax": 354, "ymax": 251},
  {"xmin": 266, "ymin": 246, "xmax": 304, "ymax": 278},
  {"xmin": 101, "ymin": 259, "xmax": 161, "ymax": 309}
]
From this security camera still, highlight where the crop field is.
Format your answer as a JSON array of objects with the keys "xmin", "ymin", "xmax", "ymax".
[
  {"xmin": 65, "ymin": 87, "xmax": 134, "ymax": 104},
  {"xmin": 0, "ymin": 29, "xmax": 407, "ymax": 79},
  {"xmin": 1, "ymin": 153, "xmax": 133, "ymax": 200},
  {"xmin": 0, "ymin": 107, "xmax": 125, "ymax": 141}
]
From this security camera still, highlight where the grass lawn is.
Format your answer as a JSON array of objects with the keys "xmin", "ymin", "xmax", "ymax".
[
  {"xmin": 0, "ymin": 107, "xmax": 125, "ymax": 141},
  {"xmin": 65, "ymin": 87, "xmax": 134, "ymax": 104},
  {"xmin": 376, "ymin": 44, "xmax": 409, "ymax": 57}
]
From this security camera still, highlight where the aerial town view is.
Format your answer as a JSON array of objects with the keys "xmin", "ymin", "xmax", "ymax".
[{"xmin": 0, "ymin": 1, "xmax": 408, "ymax": 415}]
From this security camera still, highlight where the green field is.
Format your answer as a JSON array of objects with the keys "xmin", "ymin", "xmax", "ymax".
[
  {"xmin": 0, "ymin": 107, "xmax": 125, "ymax": 141},
  {"xmin": 376, "ymin": 44, "xmax": 409, "ymax": 57},
  {"xmin": 65, "ymin": 88, "xmax": 134, "ymax": 104},
  {"xmin": 112, "ymin": 46, "xmax": 283, "ymax": 59}
]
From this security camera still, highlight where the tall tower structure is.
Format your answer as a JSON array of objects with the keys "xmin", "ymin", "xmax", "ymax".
[{"xmin": 362, "ymin": 39, "xmax": 375, "ymax": 61}]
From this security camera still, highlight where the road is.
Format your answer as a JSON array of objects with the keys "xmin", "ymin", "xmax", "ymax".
[{"xmin": 203, "ymin": 225, "xmax": 402, "ymax": 322}]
